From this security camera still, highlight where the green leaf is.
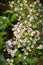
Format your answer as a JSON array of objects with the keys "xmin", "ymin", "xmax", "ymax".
[
  {"xmin": 0, "ymin": 23, "xmax": 7, "ymax": 30},
  {"xmin": 0, "ymin": 16, "xmax": 2, "ymax": 20},
  {"xmin": 38, "ymin": 56, "xmax": 43, "ymax": 65},
  {"xmin": 0, "ymin": 36, "xmax": 3, "ymax": 49},
  {"xmin": 0, "ymin": 35, "xmax": 6, "ymax": 50},
  {"xmin": 26, "ymin": 58, "xmax": 39, "ymax": 65},
  {"xmin": 5, "ymin": 17, "xmax": 14, "ymax": 26},
  {"xmin": 1, "ymin": 32, "xmax": 7, "ymax": 36},
  {"xmin": 0, "ymin": 56, "xmax": 6, "ymax": 65},
  {"xmin": 11, "ymin": 14, "xmax": 17, "ymax": 22}
]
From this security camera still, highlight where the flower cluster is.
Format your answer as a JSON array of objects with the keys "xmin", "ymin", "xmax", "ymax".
[{"xmin": 3, "ymin": 0, "xmax": 43, "ymax": 65}]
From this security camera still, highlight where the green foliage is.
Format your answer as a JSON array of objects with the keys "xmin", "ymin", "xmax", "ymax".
[
  {"xmin": 26, "ymin": 57, "xmax": 39, "ymax": 65},
  {"xmin": 38, "ymin": 56, "xmax": 43, "ymax": 65},
  {"xmin": 0, "ymin": 13, "xmax": 17, "ymax": 49},
  {"xmin": 10, "ymin": 13, "xmax": 17, "ymax": 22},
  {"xmin": 0, "ymin": 0, "xmax": 43, "ymax": 65},
  {"xmin": 0, "ymin": 32, "xmax": 7, "ymax": 50},
  {"xmin": 0, "ymin": 16, "xmax": 9, "ymax": 30},
  {"xmin": 0, "ymin": 56, "xmax": 6, "ymax": 65},
  {"xmin": 26, "ymin": 56, "xmax": 43, "ymax": 65}
]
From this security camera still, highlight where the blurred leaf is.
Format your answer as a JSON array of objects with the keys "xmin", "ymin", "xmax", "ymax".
[
  {"xmin": 0, "ymin": 33, "xmax": 6, "ymax": 50},
  {"xmin": 0, "ymin": 17, "xmax": 8, "ymax": 30},
  {"xmin": 38, "ymin": 56, "xmax": 43, "ymax": 65},
  {"xmin": 0, "ymin": 36, "xmax": 3, "ymax": 50},
  {"xmin": 11, "ymin": 14, "xmax": 17, "ymax": 22},
  {"xmin": 26, "ymin": 58, "xmax": 39, "ymax": 65},
  {"xmin": 0, "ymin": 23, "xmax": 7, "ymax": 30},
  {"xmin": 0, "ymin": 16, "xmax": 2, "ymax": 20},
  {"xmin": 1, "ymin": 32, "xmax": 7, "ymax": 36},
  {"xmin": 38, "ymin": 51, "xmax": 42, "ymax": 55},
  {"xmin": 4, "ymin": 10, "xmax": 13, "ymax": 14},
  {"xmin": 0, "ymin": 56, "xmax": 6, "ymax": 65}
]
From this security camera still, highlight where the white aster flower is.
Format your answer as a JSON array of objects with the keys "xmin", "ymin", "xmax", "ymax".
[
  {"xmin": 18, "ymin": 44, "xmax": 22, "ymax": 48},
  {"xmin": 6, "ymin": 40, "xmax": 12, "ymax": 47},
  {"xmin": 30, "ymin": 4, "xmax": 32, "ymax": 7},
  {"xmin": 39, "ymin": 20, "xmax": 42, "ymax": 23},
  {"xmin": 11, "ymin": 1, "xmax": 14, "ymax": 5},
  {"xmin": 20, "ymin": 8, "xmax": 23, "ymax": 10},
  {"xmin": 20, "ymin": 3, "xmax": 23, "ymax": 7},
  {"xmin": 31, "ymin": 31, "xmax": 35, "ymax": 36},
  {"xmin": 18, "ymin": 16, "xmax": 21, "ymax": 21},
  {"xmin": 12, "ymin": 41, "xmax": 17, "ymax": 45},
  {"xmin": 27, "ymin": 15, "xmax": 30, "ymax": 18},
  {"xmin": 7, "ymin": 58, "xmax": 10, "ymax": 63},
  {"xmin": 29, "ymin": 16, "xmax": 34, "ymax": 21},
  {"xmin": 19, "ymin": 54, "xmax": 22, "ymax": 57},
  {"xmin": 14, "ymin": 7, "xmax": 19, "ymax": 11},
  {"xmin": 37, "ymin": 44, "xmax": 43, "ymax": 49},
  {"xmin": 30, "ymin": 9, "xmax": 33, "ymax": 13},
  {"xmin": 23, "ymin": 56, "xmax": 26, "ymax": 60},
  {"xmin": 19, "ymin": 23, "xmax": 22, "ymax": 28},
  {"xmin": 9, "ymin": 4, "xmax": 13, "ymax": 8},
  {"xmin": 33, "ymin": 40, "xmax": 36, "ymax": 44},
  {"xmin": 26, "ymin": 47, "xmax": 30, "ymax": 50},
  {"xmin": 39, "ymin": 3, "xmax": 42, "ymax": 7},
  {"xmin": 36, "ymin": 13, "xmax": 39, "ymax": 16},
  {"xmin": 10, "ymin": 59, "xmax": 14, "ymax": 63},
  {"xmin": 36, "ymin": 0, "xmax": 40, "ymax": 3},
  {"xmin": 3, "ymin": 16, "xmax": 6, "ymax": 19},
  {"xmin": 33, "ymin": 10, "xmax": 36, "ymax": 13},
  {"xmin": 40, "ymin": 15, "xmax": 42, "ymax": 17},
  {"xmin": 38, "ymin": 9, "xmax": 41, "ymax": 12},
  {"xmin": 24, "ymin": 20, "xmax": 28, "ymax": 24},
  {"xmin": 17, "ymin": 0, "xmax": 20, "ymax": 3},
  {"xmin": 34, "ymin": 2, "xmax": 37, "ymax": 4},
  {"xmin": 25, "ymin": 52, "xmax": 28, "ymax": 55},
  {"xmin": 1, "ymin": 21, "xmax": 3, "ymax": 24},
  {"xmin": 30, "ymin": 37, "xmax": 33, "ymax": 41}
]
